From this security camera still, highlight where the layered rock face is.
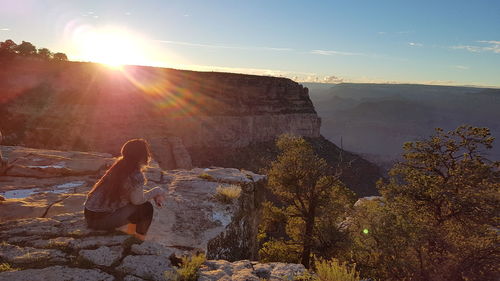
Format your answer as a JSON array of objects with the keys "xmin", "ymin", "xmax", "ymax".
[
  {"xmin": 0, "ymin": 59, "xmax": 320, "ymax": 169},
  {"xmin": 0, "ymin": 145, "xmax": 265, "ymax": 261}
]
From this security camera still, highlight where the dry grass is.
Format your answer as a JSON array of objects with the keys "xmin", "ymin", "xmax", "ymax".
[
  {"xmin": 213, "ymin": 185, "xmax": 242, "ymax": 204},
  {"xmin": 313, "ymin": 258, "xmax": 360, "ymax": 281},
  {"xmin": 0, "ymin": 263, "xmax": 18, "ymax": 272}
]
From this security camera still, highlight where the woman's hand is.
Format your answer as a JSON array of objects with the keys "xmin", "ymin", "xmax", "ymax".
[{"xmin": 153, "ymin": 193, "xmax": 166, "ymax": 208}]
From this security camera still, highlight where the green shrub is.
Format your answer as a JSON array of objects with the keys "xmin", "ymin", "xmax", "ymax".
[
  {"xmin": 213, "ymin": 185, "xmax": 241, "ymax": 204},
  {"xmin": 165, "ymin": 253, "xmax": 206, "ymax": 281},
  {"xmin": 312, "ymin": 258, "xmax": 360, "ymax": 281},
  {"xmin": 258, "ymin": 239, "xmax": 301, "ymax": 263}
]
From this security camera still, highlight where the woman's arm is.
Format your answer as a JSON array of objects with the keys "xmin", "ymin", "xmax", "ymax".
[
  {"xmin": 130, "ymin": 186, "xmax": 164, "ymax": 205},
  {"xmin": 126, "ymin": 173, "xmax": 165, "ymax": 205}
]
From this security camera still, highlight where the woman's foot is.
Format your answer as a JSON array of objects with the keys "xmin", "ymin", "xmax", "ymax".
[
  {"xmin": 134, "ymin": 233, "xmax": 146, "ymax": 241},
  {"xmin": 126, "ymin": 223, "xmax": 136, "ymax": 235}
]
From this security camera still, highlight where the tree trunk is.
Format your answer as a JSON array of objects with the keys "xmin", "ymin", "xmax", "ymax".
[{"xmin": 301, "ymin": 203, "xmax": 316, "ymax": 268}]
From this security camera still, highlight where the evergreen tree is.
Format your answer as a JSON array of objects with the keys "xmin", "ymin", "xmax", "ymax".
[
  {"xmin": 259, "ymin": 135, "xmax": 355, "ymax": 268},
  {"xmin": 350, "ymin": 125, "xmax": 500, "ymax": 281}
]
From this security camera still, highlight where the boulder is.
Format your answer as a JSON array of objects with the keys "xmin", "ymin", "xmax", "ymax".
[
  {"xmin": 146, "ymin": 167, "xmax": 266, "ymax": 260},
  {"xmin": 68, "ymin": 235, "xmax": 129, "ymax": 250},
  {"xmin": 117, "ymin": 255, "xmax": 172, "ymax": 281},
  {"xmin": 79, "ymin": 245, "xmax": 123, "ymax": 266},
  {"xmin": 131, "ymin": 241, "xmax": 176, "ymax": 257}
]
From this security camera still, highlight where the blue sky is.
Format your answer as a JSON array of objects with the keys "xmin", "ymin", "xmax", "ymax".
[{"xmin": 1, "ymin": 0, "xmax": 499, "ymax": 86}]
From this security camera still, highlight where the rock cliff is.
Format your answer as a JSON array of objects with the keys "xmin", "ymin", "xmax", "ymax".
[{"xmin": 0, "ymin": 59, "xmax": 319, "ymax": 170}]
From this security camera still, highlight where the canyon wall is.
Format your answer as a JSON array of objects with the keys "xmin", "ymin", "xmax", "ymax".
[{"xmin": 0, "ymin": 59, "xmax": 320, "ymax": 169}]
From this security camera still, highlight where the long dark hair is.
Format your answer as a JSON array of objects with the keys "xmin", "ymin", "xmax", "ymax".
[{"xmin": 88, "ymin": 139, "xmax": 151, "ymax": 204}]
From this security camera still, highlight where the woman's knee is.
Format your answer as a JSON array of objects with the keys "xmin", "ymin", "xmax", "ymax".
[{"xmin": 141, "ymin": 201, "xmax": 153, "ymax": 216}]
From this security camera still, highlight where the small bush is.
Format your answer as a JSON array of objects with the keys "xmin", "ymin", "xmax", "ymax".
[
  {"xmin": 312, "ymin": 258, "xmax": 360, "ymax": 281},
  {"xmin": 198, "ymin": 173, "xmax": 215, "ymax": 181},
  {"xmin": 213, "ymin": 185, "xmax": 242, "ymax": 204},
  {"xmin": 164, "ymin": 253, "xmax": 206, "ymax": 281}
]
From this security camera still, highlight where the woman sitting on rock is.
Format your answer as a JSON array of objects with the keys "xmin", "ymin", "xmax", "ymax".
[{"xmin": 84, "ymin": 139, "xmax": 165, "ymax": 240}]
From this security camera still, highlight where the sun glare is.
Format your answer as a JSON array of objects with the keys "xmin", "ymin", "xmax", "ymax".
[{"xmin": 72, "ymin": 26, "xmax": 152, "ymax": 68}]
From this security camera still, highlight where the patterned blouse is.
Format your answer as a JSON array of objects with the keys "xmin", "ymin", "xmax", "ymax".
[{"xmin": 84, "ymin": 170, "xmax": 163, "ymax": 213}]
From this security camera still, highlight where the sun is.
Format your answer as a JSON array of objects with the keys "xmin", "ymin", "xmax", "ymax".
[{"xmin": 73, "ymin": 26, "xmax": 151, "ymax": 68}]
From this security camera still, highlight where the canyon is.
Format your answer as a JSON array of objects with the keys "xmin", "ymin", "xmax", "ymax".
[{"xmin": 0, "ymin": 59, "xmax": 381, "ymax": 196}]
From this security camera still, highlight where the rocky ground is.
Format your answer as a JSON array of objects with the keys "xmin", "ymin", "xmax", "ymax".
[
  {"xmin": 0, "ymin": 145, "xmax": 307, "ymax": 280},
  {"xmin": 0, "ymin": 145, "xmax": 266, "ymax": 258},
  {"xmin": 0, "ymin": 212, "xmax": 305, "ymax": 281}
]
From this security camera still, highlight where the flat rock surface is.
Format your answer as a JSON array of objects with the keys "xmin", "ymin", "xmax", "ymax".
[
  {"xmin": 117, "ymin": 255, "xmax": 171, "ymax": 281},
  {"xmin": 0, "ymin": 146, "xmax": 304, "ymax": 280},
  {"xmin": 0, "ymin": 146, "xmax": 265, "ymax": 259},
  {"xmin": 79, "ymin": 246, "xmax": 123, "ymax": 267},
  {"xmin": 0, "ymin": 265, "xmax": 114, "ymax": 281},
  {"xmin": 0, "ymin": 212, "xmax": 307, "ymax": 280}
]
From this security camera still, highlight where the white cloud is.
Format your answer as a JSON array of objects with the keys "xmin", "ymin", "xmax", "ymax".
[
  {"xmin": 378, "ymin": 31, "xmax": 412, "ymax": 35},
  {"xmin": 453, "ymin": 65, "xmax": 469, "ymax": 70},
  {"xmin": 408, "ymin": 42, "xmax": 423, "ymax": 47},
  {"xmin": 0, "ymin": 28, "xmax": 10, "ymax": 31},
  {"xmin": 125, "ymin": 12, "xmax": 131, "ymax": 16},
  {"xmin": 452, "ymin": 45, "xmax": 482, "ymax": 53},
  {"xmin": 167, "ymin": 63, "xmax": 346, "ymax": 84},
  {"xmin": 155, "ymin": 40, "xmax": 292, "ymax": 52},
  {"xmin": 477, "ymin": 40, "xmax": 500, "ymax": 45},
  {"xmin": 322, "ymin": 75, "xmax": 344, "ymax": 83},
  {"xmin": 311, "ymin": 49, "xmax": 365, "ymax": 56},
  {"xmin": 451, "ymin": 40, "xmax": 500, "ymax": 54}
]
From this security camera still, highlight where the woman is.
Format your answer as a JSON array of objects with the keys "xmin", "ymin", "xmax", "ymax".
[{"xmin": 84, "ymin": 139, "xmax": 165, "ymax": 240}]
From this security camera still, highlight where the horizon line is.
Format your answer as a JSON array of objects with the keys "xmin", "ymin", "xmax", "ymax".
[{"xmin": 56, "ymin": 58, "xmax": 500, "ymax": 90}]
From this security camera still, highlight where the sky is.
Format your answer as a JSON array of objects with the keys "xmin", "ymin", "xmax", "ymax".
[{"xmin": 1, "ymin": 0, "xmax": 500, "ymax": 87}]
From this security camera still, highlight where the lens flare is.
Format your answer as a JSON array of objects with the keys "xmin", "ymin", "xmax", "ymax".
[{"xmin": 68, "ymin": 24, "xmax": 154, "ymax": 67}]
